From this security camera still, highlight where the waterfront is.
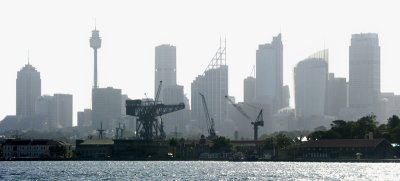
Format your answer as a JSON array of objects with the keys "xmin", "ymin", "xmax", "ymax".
[{"xmin": 1, "ymin": 161, "xmax": 400, "ymax": 180}]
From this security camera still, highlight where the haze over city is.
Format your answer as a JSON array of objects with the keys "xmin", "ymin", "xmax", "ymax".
[
  {"xmin": 1, "ymin": 0, "xmax": 400, "ymax": 128},
  {"xmin": 3, "ymin": 1, "xmax": 400, "ymax": 178}
]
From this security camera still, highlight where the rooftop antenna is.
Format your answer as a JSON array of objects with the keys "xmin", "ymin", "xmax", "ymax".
[
  {"xmin": 249, "ymin": 65, "xmax": 255, "ymax": 77},
  {"xmin": 27, "ymin": 49, "xmax": 30, "ymax": 65},
  {"xmin": 219, "ymin": 36, "xmax": 222, "ymax": 65},
  {"xmin": 224, "ymin": 36, "xmax": 227, "ymax": 65},
  {"xmin": 94, "ymin": 18, "xmax": 97, "ymax": 30},
  {"xmin": 97, "ymin": 121, "xmax": 105, "ymax": 139}
]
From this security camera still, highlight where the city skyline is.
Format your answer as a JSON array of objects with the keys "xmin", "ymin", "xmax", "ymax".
[{"xmin": 2, "ymin": 1, "xmax": 400, "ymax": 126}]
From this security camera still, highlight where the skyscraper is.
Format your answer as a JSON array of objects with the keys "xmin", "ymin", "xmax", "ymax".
[
  {"xmin": 92, "ymin": 87, "xmax": 122, "ymax": 130},
  {"xmin": 16, "ymin": 64, "xmax": 41, "ymax": 118},
  {"xmin": 78, "ymin": 109, "xmax": 92, "ymax": 128},
  {"xmin": 294, "ymin": 50, "xmax": 328, "ymax": 118},
  {"xmin": 53, "ymin": 94, "xmax": 73, "ymax": 128},
  {"xmin": 191, "ymin": 42, "xmax": 228, "ymax": 136},
  {"xmin": 243, "ymin": 76, "xmax": 256, "ymax": 103},
  {"xmin": 325, "ymin": 73, "xmax": 347, "ymax": 118},
  {"xmin": 349, "ymin": 33, "xmax": 380, "ymax": 117},
  {"xmin": 155, "ymin": 45, "xmax": 177, "ymax": 100},
  {"xmin": 255, "ymin": 34, "xmax": 283, "ymax": 113},
  {"xmin": 154, "ymin": 44, "xmax": 188, "ymax": 134},
  {"xmin": 35, "ymin": 94, "xmax": 73, "ymax": 129}
]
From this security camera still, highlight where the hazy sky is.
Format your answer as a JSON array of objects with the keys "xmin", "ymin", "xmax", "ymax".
[{"xmin": 1, "ymin": 0, "xmax": 399, "ymax": 126}]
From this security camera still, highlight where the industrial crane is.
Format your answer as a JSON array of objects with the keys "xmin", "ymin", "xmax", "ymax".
[
  {"xmin": 225, "ymin": 96, "xmax": 264, "ymax": 140},
  {"xmin": 199, "ymin": 93, "xmax": 217, "ymax": 139},
  {"xmin": 126, "ymin": 81, "xmax": 185, "ymax": 140}
]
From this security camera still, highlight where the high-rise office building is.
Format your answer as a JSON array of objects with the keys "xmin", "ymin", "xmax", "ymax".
[
  {"xmin": 255, "ymin": 34, "xmax": 283, "ymax": 113},
  {"xmin": 78, "ymin": 109, "xmax": 92, "ymax": 127},
  {"xmin": 92, "ymin": 87, "xmax": 122, "ymax": 130},
  {"xmin": 349, "ymin": 33, "xmax": 380, "ymax": 117},
  {"xmin": 243, "ymin": 76, "xmax": 256, "ymax": 103},
  {"xmin": 162, "ymin": 85, "xmax": 185, "ymax": 133},
  {"xmin": 16, "ymin": 64, "xmax": 41, "ymax": 118},
  {"xmin": 325, "ymin": 73, "xmax": 347, "ymax": 118},
  {"xmin": 53, "ymin": 94, "xmax": 73, "ymax": 128},
  {"xmin": 35, "ymin": 94, "xmax": 73, "ymax": 129},
  {"xmin": 282, "ymin": 85, "xmax": 290, "ymax": 108},
  {"xmin": 154, "ymin": 44, "xmax": 188, "ymax": 134},
  {"xmin": 191, "ymin": 42, "xmax": 228, "ymax": 136},
  {"xmin": 155, "ymin": 45, "xmax": 177, "ymax": 99},
  {"xmin": 294, "ymin": 50, "xmax": 328, "ymax": 118}
]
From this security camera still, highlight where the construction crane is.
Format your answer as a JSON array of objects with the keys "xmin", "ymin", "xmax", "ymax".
[
  {"xmin": 126, "ymin": 81, "xmax": 185, "ymax": 140},
  {"xmin": 225, "ymin": 96, "xmax": 264, "ymax": 140},
  {"xmin": 199, "ymin": 93, "xmax": 217, "ymax": 139}
]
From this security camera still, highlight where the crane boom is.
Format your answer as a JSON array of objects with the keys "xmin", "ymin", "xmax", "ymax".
[
  {"xmin": 224, "ymin": 96, "xmax": 252, "ymax": 121},
  {"xmin": 199, "ymin": 93, "xmax": 216, "ymax": 139},
  {"xmin": 155, "ymin": 81, "xmax": 162, "ymax": 103},
  {"xmin": 225, "ymin": 95, "xmax": 264, "ymax": 140}
]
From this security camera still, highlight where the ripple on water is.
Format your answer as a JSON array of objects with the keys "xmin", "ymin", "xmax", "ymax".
[{"xmin": 0, "ymin": 161, "xmax": 400, "ymax": 180}]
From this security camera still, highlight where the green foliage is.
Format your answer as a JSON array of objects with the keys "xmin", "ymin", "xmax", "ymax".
[
  {"xmin": 308, "ymin": 114, "xmax": 400, "ymax": 143},
  {"xmin": 387, "ymin": 115, "xmax": 400, "ymax": 143},
  {"xmin": 169, "ymin": 138, "xmax": 178, "ymax": 147},
  {"xmin": 388, "ymin": 115, "xmax": 400, "ymax": 130},
  {"xmin": 210, "ymin": 136, "xmax": 233, "ymax": 153},
  {"xmin": 274, "ymin": 133, "xmax": 294, "ymax": 149}
]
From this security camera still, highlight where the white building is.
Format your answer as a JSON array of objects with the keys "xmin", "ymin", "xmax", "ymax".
[
  {"xmin": 256, "ymin": 34, "xmax": 283, "ymax": 112},
  {"xmin": 349, "ymin": 33, "xmax": 380, "ymax": 119},
  {"xmin": 294, "ymin": 50, "xmax": 328, "ymax": 118},
  {"xmin": 191, "ymin": 43, "xmax": 229, "ymax": 136},
  {"xmin": 154, "ymin": 44, "xmax": 188, "ymax": 134}
]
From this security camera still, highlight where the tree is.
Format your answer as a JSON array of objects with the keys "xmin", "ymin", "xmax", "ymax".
[
  {"xmin": 274, "ymin": 133, "xmax": 294, "ymax": 149},
  {"xmin": 210, "ymin": 136, "xmax": 233, "ymax": 153},
  {"xmin": 388, "ymin": 115, "xmax": 400, "ymax": 130}
]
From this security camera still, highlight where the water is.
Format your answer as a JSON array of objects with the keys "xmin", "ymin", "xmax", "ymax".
[{"xmin": 0, "ymin": 161, "xmax": 399, "ymax": 180}]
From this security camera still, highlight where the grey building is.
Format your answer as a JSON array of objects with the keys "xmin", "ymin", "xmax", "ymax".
[
  {"xmin": 243, "ymin": 76, "xmax": 256, "ymax": 103},
  {"xmin": 92, "ymin": 87, "xmax": 122, "ymax": 130},
  {"xmin": 349, "ymin": 33, "xmax": 380, "ymax": 118},
  {"xmin": 294, "ymin": 50, "xmax": 328, "ymax": 118},
  {"xmin": 35, "ymin": 94, "xmax": 73, "ymax": 129},
  {"xmin": 78, "ymin": 109, "xmax": 92, "ymax": 128},
  {"xmin": 16, "ymin": 64, "xmax": 41, "ymax": 118},
  {"xmin": 53, "ymin": 94, "xmax": 73, "ymax": 128},
  {"xmin": 155, "ymin": 44, "xmax": 177, "ymax": 101},
  {"xmin": 325, "ymin": 73, "xmax": 347, "ymax": 118},
  {"xmin": 154, "ymin": 44, "xmax": 188, "ymax": 134},
  {"xmin": 255, "ymin": 34, "xmax": 283, "ymax": 113},
  {"xmin": 191, "ymin": 43, "xmax": 228, "ymax": 136}
]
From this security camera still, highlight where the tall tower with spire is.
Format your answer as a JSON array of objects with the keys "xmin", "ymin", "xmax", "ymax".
[
  {"xmin": 90, "ymin": 27, "xmax": 101, "ymax": 89},
  {"xmin": 16, "ymin": 62, "xmax": 41, "ymax": 118}
]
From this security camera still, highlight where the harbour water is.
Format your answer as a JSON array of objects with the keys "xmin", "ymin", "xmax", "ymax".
[{"xmin": 1, "ymin": 161, "xmax": 399, "ymax": 180}]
